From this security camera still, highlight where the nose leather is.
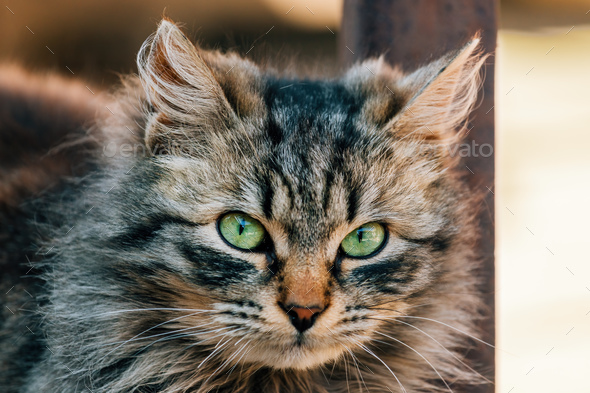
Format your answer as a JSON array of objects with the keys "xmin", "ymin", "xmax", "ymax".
[{"xmin": 280, "ymin": 303, "xmax": 324, "ymax": 333}]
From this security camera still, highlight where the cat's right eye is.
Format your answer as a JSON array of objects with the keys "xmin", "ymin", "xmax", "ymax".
[
  {"xmin": 218, "ymin": 212, "xmax": 266, "ymax": 251},
  {"xmin": 340, "ymin": 222, "xmax": 386, "ymax": 258}
]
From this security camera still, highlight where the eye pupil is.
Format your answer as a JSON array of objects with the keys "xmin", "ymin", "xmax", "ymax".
[
  {"xmin": 219, "ymin": 213, "xmax": 266, "ymax": 251},
  {"xmin": 341, "ymin": 222, "xmax": 386, "ymax": 258}
]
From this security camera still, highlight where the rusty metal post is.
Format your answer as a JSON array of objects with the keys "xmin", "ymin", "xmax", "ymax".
[{"xmin": 339, "ymin": 1, "xmax": 497, "ymax": 391}]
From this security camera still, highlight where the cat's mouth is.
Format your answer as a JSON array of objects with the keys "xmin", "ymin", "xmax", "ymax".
[
  {"xmin": 239, "ymin": 338, "xmax": 344, "ymax": 370},
  {"xmin": 222, "ymin": 321, "xmax": 357, "ymax": 370}
]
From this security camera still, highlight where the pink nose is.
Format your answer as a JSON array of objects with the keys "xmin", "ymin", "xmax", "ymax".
[{"xmin": 279, "ymin": 303, "xmax": 324, "ymax": 333}]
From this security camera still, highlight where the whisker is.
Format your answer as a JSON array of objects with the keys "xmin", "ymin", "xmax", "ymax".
[
  {"xmin": 197, "ymin": 334, "xmax": 236, "ymax": 369},
  {"xmin": 132, "ymin": 325, "xmax": 234, "ymax": 355},
  {"xmin": 362, "ymin": 298, "xmax": 408, "ymax": 309},
  {"xmin": 99, "ymin": 310, "xmax": 207, "ymax": 359},
  {"xmin": 100, "ymin": 321, "xmax": 217, "ymax": 348},
  {"xmin": 204, "ymin": 340, "xmax": 251, "ymax": 386},
  {"xmin": 184, "ymin": 327, "xmax": 247, "ymax": 351},
  {"xmin": 374, "ymin": 330, "xmax": 453, "ymax": 393},
  {"xmin": 130, "ymin": 332, "xmax": 200, "ymax": 357},
  {"xmin": 319, "ymin": 364, "xmax": 331, "ymax": 386},
  {"xmin": 365, "ymin": 307, "xmax": 406, "ymax": 315},
  {"xmin": 225, "ymin": 340, "xmax": 255, "ymax": 381},
  {"xmin": 232, "ymin": 334, "xmax": 249, "ymax": 347},
  {"xmin": 387, "ymin": 315, "xmax": 495, "ymax": 348},
  {"xmin": 329, "ymin": 357, "xmax": 338, "ymax": 380},
  {"xmin": 370, "ymin": 317, "xmax": 493, "ymax": 384},
  {"xmin": 344, "ymin": 345, "xmax": 370, "ymax": 392},
  {"xmin": 96, "ymin": 307, "xmax": 214, "ymax": 316},
  {"xmin": 343, "ymin": 348, "xmax": 351, "ymax": 393},
  {"xmin": 367, "ymin": 302, "xmax": 434, "ymax": 313},
  {"xmin": 221, "ymin": 341, "xmax": 250, "ymax": 373},
  {"xmin": 352, "ymin": 339, "xmax": 407, "ymax": 393}
]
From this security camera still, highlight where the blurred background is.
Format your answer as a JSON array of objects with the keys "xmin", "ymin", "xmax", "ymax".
[{"xmin": 2, "ymin": 0, "xmax": 589, "ymax": 391}]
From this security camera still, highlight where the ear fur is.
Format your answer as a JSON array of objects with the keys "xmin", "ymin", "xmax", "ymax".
[
  {"xmin": 391, "ymin": 37, "xmax": 487, "ymax": 142},
  {"xmin": 137, "ymin": 19, "xmax": 231, "ymax": 153},
  {"xmin": 137, "ymin": 19, "xmax": 264, "ymax": 154},
  {"xmin": 342, "ymin": 57, "xmax": 406, "ymax": 127}
]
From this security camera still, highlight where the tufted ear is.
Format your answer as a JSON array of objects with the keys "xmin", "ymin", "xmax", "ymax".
[
  {"xmin": 137, "ymin": 19, "xmax": 264, "ymax": 155},
  {"xmin": 390, "ymin": 37, "xmax": 486, "ymax": 142}
]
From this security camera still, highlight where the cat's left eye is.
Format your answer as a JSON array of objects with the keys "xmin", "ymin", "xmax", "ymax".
[
  {"xmin": 218, "ymin": 212, "xmax": 266, "ymax": 251},
  {"xmin": 340, "ymin": 222, "xmax": 386, "ymax": 258}
]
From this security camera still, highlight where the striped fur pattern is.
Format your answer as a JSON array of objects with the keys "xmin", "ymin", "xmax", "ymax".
[{"xmin": 0, "ymin": 20, "xmax": 490, "ymax": 393}]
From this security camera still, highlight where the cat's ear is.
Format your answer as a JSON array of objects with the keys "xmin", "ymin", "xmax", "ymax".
[
  {"xmin": 137, "ymin": 19, "xmax": 263, "ymax": 154},
  {"xmin": 390, "ymin": 37, "xmax": 486, "ymax": 142}
]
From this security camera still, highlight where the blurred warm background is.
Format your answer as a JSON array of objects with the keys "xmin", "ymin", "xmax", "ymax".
[
  {"xmin": 2, "ymin": 0, "xmax": 589, "ymax": 392},
  {"xmin": 496, "ymin": 4, "xmax": 590, "ymax": 392}
]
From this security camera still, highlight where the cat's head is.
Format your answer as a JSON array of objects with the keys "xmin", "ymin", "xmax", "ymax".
[{"xmin": 80, "ymin": 19, "xmax": 486, "ymax": 381}]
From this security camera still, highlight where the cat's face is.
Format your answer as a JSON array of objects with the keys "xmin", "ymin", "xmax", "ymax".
[
  {"xmin": 144, "ymin": 80, "xmax": 447, "ymax": 370},
  {"xmin": 92, "ymin": 19, "xmax": 484, "ymax": 379}
]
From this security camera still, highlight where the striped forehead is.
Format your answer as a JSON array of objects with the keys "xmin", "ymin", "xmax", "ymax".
[
  {"xmin": 261, "ymin": 78, "xmax": 365, "ymax": 179},
  {"xmin": 264, "ymin": 78, "xmax": 361, "ymax": 116},
  {"xmin": 257, "ymin": 79, "xmax": 365, "ymax": 244}
]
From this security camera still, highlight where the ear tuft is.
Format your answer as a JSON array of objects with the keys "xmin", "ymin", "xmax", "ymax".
[
  {"xmin": 137, "ymin": 19, "xmax": 266, "ymax": 155},
  {"xmin": 391, "ymin": 35, "xmax": 487, "ymax": 143},
  {"xmin": 137, "ymin": 19, "xmax": 235, "ymax": 153}
]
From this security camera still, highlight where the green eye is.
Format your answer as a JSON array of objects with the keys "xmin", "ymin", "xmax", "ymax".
[
  {"xmin": 218, "ymin": 213, "xmax": 266, "ymax": 251},
  {"xmin": 341, "ymin": 222, "xmax": 386, "ymax": 258}
]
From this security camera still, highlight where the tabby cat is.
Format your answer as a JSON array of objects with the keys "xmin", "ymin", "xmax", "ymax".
[{"xmin": 0, "ymin": 19, "xmax": 491, "ymax": 392}]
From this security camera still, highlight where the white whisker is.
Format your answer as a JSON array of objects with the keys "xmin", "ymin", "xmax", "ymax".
[
  {"xmin": 99, "ymin": 310, "xmax": 206, "ymax": 359},
  {"xmin": 319, "ymin": 364, "xmax": 331, "ymax": 386},
  {"xmin": 197, "ymin": 334, "xmax": 235, "ymax": 369},
  {"xmin": 225, "ymin": 340, "xmax": 255, "ymax": 380},
  {"xmin": 353, "ymin": 340, "xmax": 407, "ymax": 393},
  {"xmin": 233, "ymin": 334, "xmax": 249, "ymax": 347},
  {"xmin": 204, "ymin": 340, "xmax": 251, "ymax": 386},
  {"xmin": 391, "ymin": 316, "xmax": 495, "ymax": 348},
  {"xmin": 97, "ymin": 307, "xmax": 213, "ymax": 316},
  {"xmin": 184, "ymin": 327, "xmax": 246, "ymax": 351},
  {"xmin": 379, "ymin": 318, "xmax": 492, "ymax": 384},
  {"xmin": 343, "ymin": 348, "xmax": 351, "ymax": 393},
  {"xmin": 329, "ymin": 356, "xmax": 338, "ymax": 380},
  {"xmin": 342, "ymin": 344, "xmax": 369, "ymax": 392},
  {"xmin": 100, "ymin": 321, "xmax": 216, "ymax": 348},
  {"xmin": 374, "ymin": 330, "xmax": 453, "ymax": 393},
  {"xmin": 132, "ymin": 324, "xmax": 233, "ymax": 355}
]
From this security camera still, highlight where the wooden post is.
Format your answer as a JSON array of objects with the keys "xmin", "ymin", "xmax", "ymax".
[{"xmin": 339, "ymin": 1, "xmax": 497, "ymax": 391}]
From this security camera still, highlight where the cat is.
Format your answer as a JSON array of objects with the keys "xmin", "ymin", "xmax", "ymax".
[{"xmin": 0, "ymin": 18, "xmax": 491, "ymax": 393}]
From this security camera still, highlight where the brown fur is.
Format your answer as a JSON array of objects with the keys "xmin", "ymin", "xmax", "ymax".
[{"xmin": 0, "ymin": 20, "xmax": 491, "ymax": 393}]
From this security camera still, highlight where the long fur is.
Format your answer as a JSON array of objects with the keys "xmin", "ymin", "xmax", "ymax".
[{"xmin": 0, "ymin": 20, "xmax": 492, "ymax": 393}]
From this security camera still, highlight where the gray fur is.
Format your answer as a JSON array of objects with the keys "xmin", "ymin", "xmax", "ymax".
[{"xmin": 0, "ymin": 20, "xmax": 491, "ymax": 393}]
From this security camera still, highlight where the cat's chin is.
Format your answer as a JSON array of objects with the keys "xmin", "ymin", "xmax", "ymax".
[{"xmin": 238, "ymin": 341, "xmax": 344, "ymax": 370}]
